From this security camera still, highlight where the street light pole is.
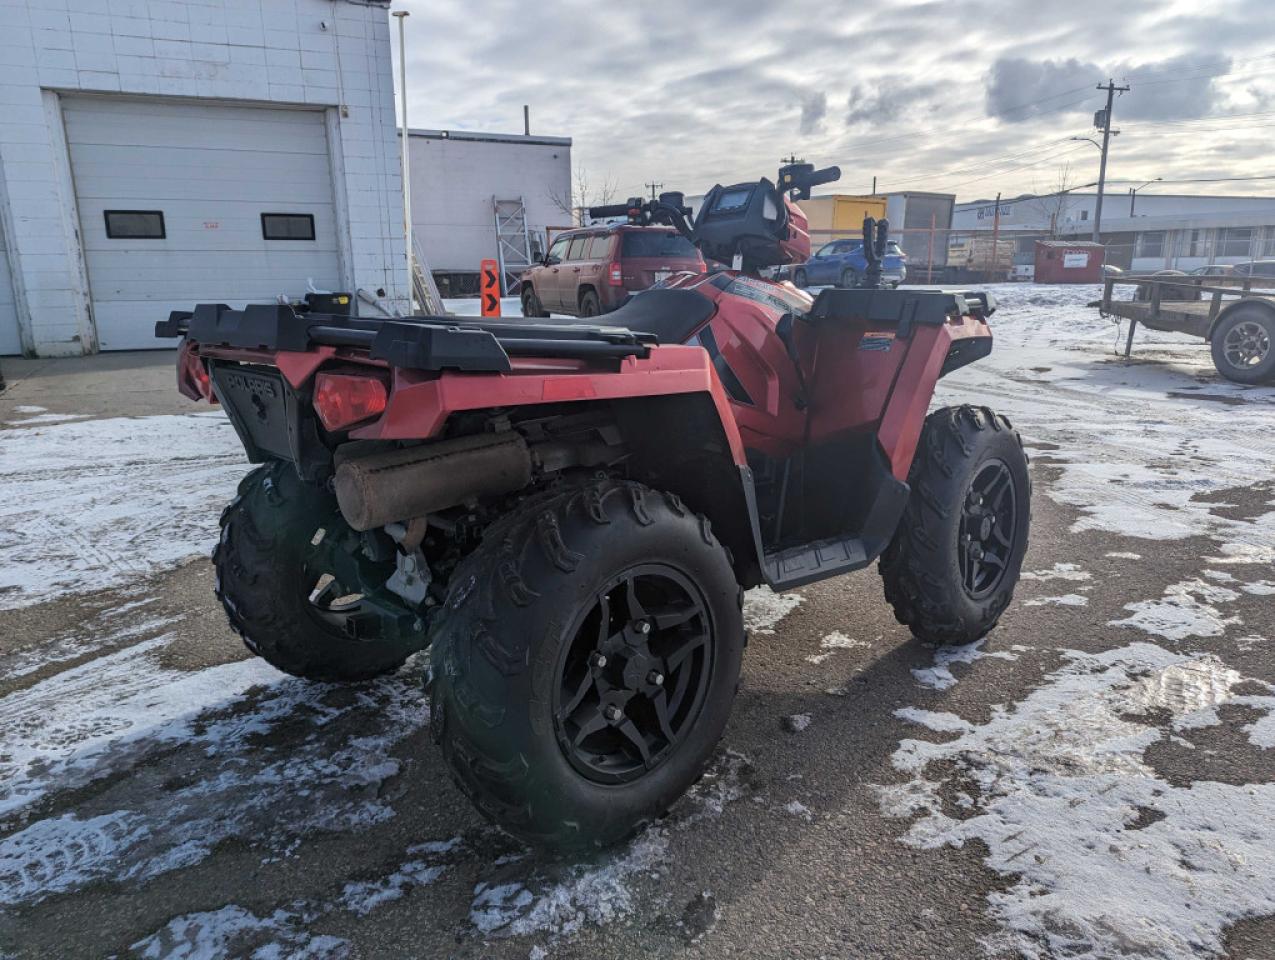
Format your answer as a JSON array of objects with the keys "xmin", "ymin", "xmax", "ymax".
[
  {"xmin": 392, "ymin": 10, "xmax": 412, "ymax": 306},
  {"xmin": 1128, "ymin": 177, "xmax": 1162, "ymax": 217}
]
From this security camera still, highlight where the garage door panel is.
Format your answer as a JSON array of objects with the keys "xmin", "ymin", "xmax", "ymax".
[{"xmin": 63, "ymin": 96, "xmax": 342, "ymax": 352}]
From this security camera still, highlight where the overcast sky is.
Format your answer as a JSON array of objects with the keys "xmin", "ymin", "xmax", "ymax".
[{"xmin": 392, "ymin": 0, "xmax": 1275, "ymax": 204}]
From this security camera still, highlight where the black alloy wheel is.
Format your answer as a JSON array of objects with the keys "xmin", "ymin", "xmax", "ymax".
[
  {"xmin": 958, "ymin": 459, "xmax": 1018, "ymax": 599},
  {"xmin": 553, "ymin": 566, "xmax": 712, "ymax": 785}
]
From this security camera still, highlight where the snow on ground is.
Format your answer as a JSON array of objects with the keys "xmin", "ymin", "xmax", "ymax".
[
  {"xmin": 882, "ymin": 643, "xmax": 1275, "ymax": 960},
  {"xmin": 468, "ymin": 751, "xmax": 754, "ymax": 942},
  {"xmin": 911, "ymin": 638, "xmax": 1019, "ymax": 691},
  {"xmin": 131, "ymin": 904, "xmax": 350, "ymax": 960},
  {"xmin": 0, "ymin": 630, "xmax": 429, "ymax": 904},
  {"xmin": 743, "ymin": 586, "xmax": 804, "ymax": 635},
  {"xmin": 1110, "ymin": 577, "xmax": 1243, "ymax": 642},
  {"xmin": 0, "ymin": 412, "xmax": 247, "ymax": 609}
]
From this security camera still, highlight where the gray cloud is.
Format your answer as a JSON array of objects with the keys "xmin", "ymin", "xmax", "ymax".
[
  {"xmin": 800, "ymin": 92, "xmax": 827, "ymax": 135},
  {"xmin": 985, "ymin": 57, "xmax": 1101, "ymax": 121},
  {"xmin": 846, "ymin": 78, "xmax": 939, "ymax": 127}
]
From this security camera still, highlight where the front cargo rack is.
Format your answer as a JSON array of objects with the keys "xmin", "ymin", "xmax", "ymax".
[{"xmin": 156, "ymin": 303, "xmax": 657, "ymax": 373}]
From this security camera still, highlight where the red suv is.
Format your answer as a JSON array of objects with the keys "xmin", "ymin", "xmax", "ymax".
[{"xmin": 521, "ymin": 225, "xmax": 705, "ymax": 318}]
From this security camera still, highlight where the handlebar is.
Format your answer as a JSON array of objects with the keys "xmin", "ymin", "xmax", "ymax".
[
  {"xmin": 807, "ymin": 165, "xmax": 841, "ymax": 188},
  {"xmin": 587, "ymin": 203, "xmax": 636, "ymax": 219}
]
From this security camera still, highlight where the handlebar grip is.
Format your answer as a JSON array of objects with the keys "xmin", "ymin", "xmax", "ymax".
[
  {"xmin": 587, "ymin": 204, "xmax": 633, "ymax": 219},
  {"xmin": 808, "ymin": 165, "xmax": 841, "ymax": 187}
]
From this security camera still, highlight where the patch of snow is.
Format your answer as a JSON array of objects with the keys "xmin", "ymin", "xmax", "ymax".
[
  {"xmin": 4, "ymin": 412, "xmax": 90, "ymax": 425},
  {"xmin": 1202, "ymin": 569, "xmax": 1237, "ymax": 582},
  {"xmin": 1022, "ymin": 593, "xmax": 1089, "ymax": 607},
  {"xmin": 912, "ymin": 639, "xmax": 1018, "ymax": 691},
  {"xmin": 1241, "ymin": 580, "xmax": 1275, "ymax": 596},
  {"xmin": 882, "ymin": 642, "xmax": 1275, "ymax": 960},
  {"xmin": 894, "ymin": 707, "xmax": 975, "ymax": 735},
  {"xmin": 1105, "ymin": 551, "xmax": 1143, "ymax": 560},
  {"xmin": 12, "ymin": 405, "xmax": 45, "ymax": 414},
  {"xmin": 1020, "ymin": 563, "xmax": 1091, "ymax": 582},
  {"xmin": 0, "ymin": 637, "xmax": 427, "ymax": 904},
  {"xmin": 785, "ymin": 713, "xmax": 812, "ymax": 732},
  {"xmin": 340, "ymin": 837, "xmax": 460, "ymax": 916},
  {"xmin": 743, "ymin": 586, "xmax": 803, "ymax": 635},
  {"xmin": 1110, "ymin": 578, "xmax": 1242, "ymax": 642},
  {"xmin": 131, "ymin": 904, "xmax": 349, "ymax": 960},
  {"xmin": 468, "ymin": 751, "xmax": 752, "ymax": 941},
  {"xmin": 783, "ymin": 800, "xmax": 813, "ymax": 821},
  {"xmin": 804, "ymin": 629, "xmax": 868, "ymax": 663},
  {"xmin": 0, "ymin": 413, "xmax": 247, "ymax": 609}
]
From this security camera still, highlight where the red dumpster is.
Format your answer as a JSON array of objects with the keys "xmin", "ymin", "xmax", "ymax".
[{"xmin": 1033, "ymin": 240, "xmax": 1105, "ymax": 284}]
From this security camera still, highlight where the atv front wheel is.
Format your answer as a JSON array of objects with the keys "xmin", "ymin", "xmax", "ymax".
[
  {"xmin": 214, "ymin": 461, "xmax": 425, "ymax": 681},
  {"xmin": 879, "ymin": 405, "xmax": 1030, "ymax": 645},
  {"xmin": 428, "ymin": 478, "xmax": 744, "ymax": 851}
]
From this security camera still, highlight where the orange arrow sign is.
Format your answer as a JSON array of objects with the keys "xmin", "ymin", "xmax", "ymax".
[{"xmin": 480, "ymin": 258, "xmax": 501, "ymax": 317}]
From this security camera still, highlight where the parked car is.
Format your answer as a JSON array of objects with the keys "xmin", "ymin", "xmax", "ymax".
[
  {"xmin": 791, "ymin": 238, "xmax": 906, "ymax": 289},
  {"xmin": 1189, "ymin": 264, "xmax": 1234, "ymax": 277},
  {"xmin": 1231, "ymin": 260, "xmax": 1275, "ymax": 278},
  {"xmin": 520, "ymin": 225, "xmax": 705, "ymax": 317}
]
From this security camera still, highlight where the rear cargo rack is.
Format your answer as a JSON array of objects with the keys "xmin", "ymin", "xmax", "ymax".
[{"xmin": 156, "ymin": 303, "xmax": 656, "ymax": 373}]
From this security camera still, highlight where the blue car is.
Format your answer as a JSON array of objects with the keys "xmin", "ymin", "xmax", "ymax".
[{"xmin": 792, "ymin": 238, "xmax": 907, "ymax": 289}]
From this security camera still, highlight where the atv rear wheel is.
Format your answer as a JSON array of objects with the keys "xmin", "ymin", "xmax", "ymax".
[
  {"xmin": 214, "ymin": 461, "xmax": 425, "ymax": 681},
  {"xmin": 880, "ymin": 405, "xmax": 1030, "ymax": 645},
  {"xmin": 428, "ymin": 478, "xmax": 744, "ymax": 851}
]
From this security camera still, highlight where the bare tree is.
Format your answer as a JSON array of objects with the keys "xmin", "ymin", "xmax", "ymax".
[
  {"xmin": 547, "ymin": 167, "xmax": 619, "ymax": 226},
  {"xmin": 1026, "ymin": 164, "xmax": 1083, "ymax": 238}
]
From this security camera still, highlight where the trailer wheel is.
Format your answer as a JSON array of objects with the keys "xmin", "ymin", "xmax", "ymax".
[
  {"xmin": 1211, "ymin": 305, "xmax": 1275, "ymax": 384},
  {"xmin": 428, "ymin": 478, "xmax": 744, "ymax": 851},
  {"xmin": 879, "ymin": 405, "xmax": 1031, "ymax": 646},
  {"xmin": 214, "ymin": 461, "xmax": 424, "ymax": 681}
]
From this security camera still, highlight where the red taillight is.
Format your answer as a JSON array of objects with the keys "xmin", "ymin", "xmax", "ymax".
[
  {"xmin": 313, "ymin": 372, "xmax": 388, "ymax": 431},
  {"xmin": 608, "ymin": 262, "xmax": 624, "ymax": 286}
]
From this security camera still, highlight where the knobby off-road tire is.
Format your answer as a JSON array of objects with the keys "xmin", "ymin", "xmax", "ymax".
[
  {"xmin": 1211, "ymin": 305, "xmax": 1275, "ymax": 384},
  {"xmin": 880, "ymin": 405, "xmax": 1031, "ymax": 645},
  {"xmin": 428, "ymin": 478, "xmax": 744, "ymax": 851},
  {"xmin": 214, "ymin": 461, "xmax": 417, "ymax": 681}
]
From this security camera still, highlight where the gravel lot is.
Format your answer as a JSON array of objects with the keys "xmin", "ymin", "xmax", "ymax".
[{"xmin": 1, "ymin": 284, "xmax": 1273, "ymax": 960}]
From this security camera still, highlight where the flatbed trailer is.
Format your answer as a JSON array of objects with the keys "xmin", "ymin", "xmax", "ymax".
[{"xmin": 1100, "ymin": 274, "xmax": 1275, "ymax": 384}]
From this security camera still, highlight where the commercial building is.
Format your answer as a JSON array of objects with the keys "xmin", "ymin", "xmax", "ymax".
[
  {"xmin": 407, "ymin": 128, "xmax": 572, "ymax": 295},
  {"xmin": 953, "ymin": 192, "xmax": 1275, "ymax": 273},
  {"xmin": 0, "ymin": 0, "xmax": 407, "ymax": 357}
]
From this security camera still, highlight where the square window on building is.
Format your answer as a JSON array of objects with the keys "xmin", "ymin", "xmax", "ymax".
[
  {"xmin": 1218, "ymin": 227, "xmax": 1253, "ymax": 258},
  {"xmin": 261, "ymin": 213, "xmax": 316, "ymax": 241},
  {"xmin": 104, "ymin": 210, "xmax": 165, "ymax": 240},
  {"xmin": 1080, "ymin": 210, "xmax": 1089, "ymax": 221},
  {"xmin": 1137, "ymin": 231, "xmax": 1166, "ymax": 258}
]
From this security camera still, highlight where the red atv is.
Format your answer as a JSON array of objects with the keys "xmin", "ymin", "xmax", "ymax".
[{"xmin": 160, "ymin": 162, "xmax": 1029, "ymax": 851}]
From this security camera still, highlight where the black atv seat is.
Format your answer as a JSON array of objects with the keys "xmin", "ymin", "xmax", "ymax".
[{"xmin": 555, "ymin": 288, "xmax": 715, "ymax": 344}]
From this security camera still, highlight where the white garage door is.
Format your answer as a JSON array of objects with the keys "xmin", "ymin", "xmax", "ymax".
[
  {"xmin": 63, "ymin": 97, "xmax": 342, "ymax": 351},
  {"xmin": 0, "ymin": 229, "xmax": 18, "ymax": 355}
]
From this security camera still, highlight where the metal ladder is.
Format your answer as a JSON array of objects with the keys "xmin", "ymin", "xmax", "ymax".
[
  {"xmin": 411, "ymin": 235, "xmax": 446, "ymax": 315},
  {"xmin": 493, "ymin": 196, "xmax": 534, "ymax": 295}
]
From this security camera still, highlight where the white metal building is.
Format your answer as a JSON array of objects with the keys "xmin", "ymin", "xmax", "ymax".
[
  {"xmin": 0, "ymin": 0, "xmax": 407, "ymax": 357},
  {"xmin": 407, "ymin": 128, "xmax": 571, "ymax": 291},
  {"xmin": 954, "ymin": 193, "xmax": 1275, "ymax": 272}
]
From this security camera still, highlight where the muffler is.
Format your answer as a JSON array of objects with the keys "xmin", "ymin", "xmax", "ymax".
[{"xmin": 334, "ymin": 432, "xmax": 532, "ymax": 531}]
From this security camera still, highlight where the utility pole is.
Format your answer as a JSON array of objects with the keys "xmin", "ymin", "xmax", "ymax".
[
  {"xmin": 645, "ymin": 181, "xmax": 664, "ymax": 202},
  {"xmin": 1093, "ymin": 78, "xmax": 1129, "ymax": 243}
]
